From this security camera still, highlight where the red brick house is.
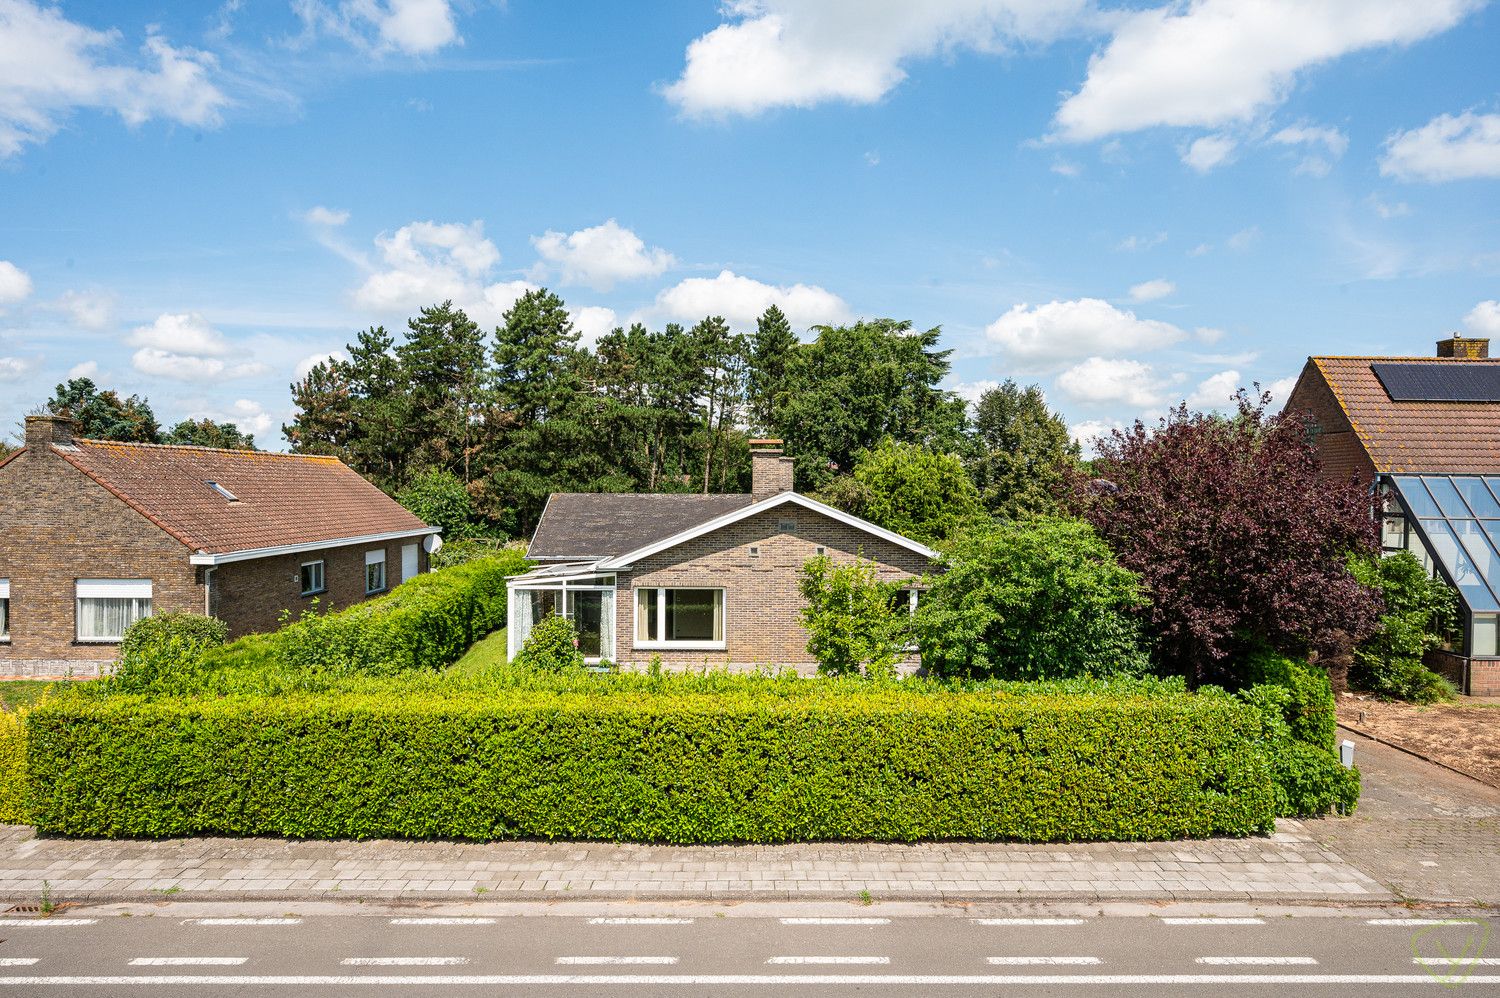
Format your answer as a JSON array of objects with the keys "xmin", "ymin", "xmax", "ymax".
[
  {"xmin": 506, "ymin": 440, "xmax": 938, "ymax": 671},
  {"xmin": 0, "ymin": 415, "xmax": 439, "ymax": 677},
  {"xmin": 1286, "ymin": 333, "xmax": 1500, "ymax": 693}
]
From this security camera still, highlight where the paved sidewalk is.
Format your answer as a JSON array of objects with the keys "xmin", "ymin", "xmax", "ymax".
[{"xmin": 0, "ymin": 820, "xmax": 1384, "ymax": 905}]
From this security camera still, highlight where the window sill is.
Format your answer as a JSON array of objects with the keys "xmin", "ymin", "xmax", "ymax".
[
  {"xmin": 301, "ymin": 589, "xmax": 327, "ymax": 598},
  {"xmin": 366, "ymin": 588, "xmax": 387, "ymax": 596},
  {"xmin": 74, "ymin": 639, "xmax": 122, "ymax": 646},
  {"xmin": 634, "ymin": 640, "xmax": 727, "ymax": 652}
]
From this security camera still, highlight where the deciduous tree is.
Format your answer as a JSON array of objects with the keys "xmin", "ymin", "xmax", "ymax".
[{"xmin": 968, "ymin": 380, "xmax": 1078, "ymax": 519}]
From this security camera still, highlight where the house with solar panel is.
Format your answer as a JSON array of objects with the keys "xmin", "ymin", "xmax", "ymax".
[{"xmin": 1286, "ymin": 333, "xmax": 1500, "ymax": 694}]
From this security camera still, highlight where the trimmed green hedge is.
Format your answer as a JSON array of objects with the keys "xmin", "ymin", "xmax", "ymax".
[
  {"xmin": 1240, "ymin": 648, "xmax": 1336, "ymax": 750},
  {"xmin": 26, "ymin": 685, "xmax": 1277, "ymax": 842},
  {"xmin": 0, "ymin": 710, "xmax": 26, "ymax": 824}
]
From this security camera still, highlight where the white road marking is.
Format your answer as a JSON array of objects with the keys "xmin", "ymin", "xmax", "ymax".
[
  {"xmin": 129, "ymin": 958, "xmax": 248, "ymax": 966},
  {"xmin": 0, "ymin": 960, "xmax": 37, "ymax": 967},
  {"xmin": 7, "ymin": 973, "xmax": 1500, "ymax": 985},
  {"xmin": 1369, "ymin": 918, "xmax": 1478, "ymax": 926},
  {"xmin": 779, "ymin": 918, "xmax": 891, "ymax": 925},
  {"xmin": 185, "ymin": 918, "xmax": 301, "ymax": 926},
  {"xmin": 974, "ymin": 918, "xmax": 1086, "ymax": 926},
  {"xmin": 389, "ymin": 918, "xmax": 496, "ymax": 926},
  {"xmin": 586, "ymin": 917, "xmax": 693, "ymax": 925},
  {"xmin": 556, "ymin": 957, "xmax": 679, "ymax": 965},
  {"xmin": 1415, "ymin": 958, "xmax": 1500, "ymax": 966},
  {"xmin": 767, "ymin": 956, "xmax": 891, "ymax": 965},
  {"xmin": 986, "ymin": 957, "xmax": 1101, "ymax": 965},
  {"xmin": 1197, "ymin": 957, "xmax": 1319, "ymax": 966},
  {"xmin": 0, "ymin": 919, "xmax": 95, "ymax": 927},
  {"xmin": 1162, "ymin": 918, "xmax": 1265, "ymax": 925},
  {"xmin": 342, "ymin": 958, "xmax": 470, "ymax": 966}
]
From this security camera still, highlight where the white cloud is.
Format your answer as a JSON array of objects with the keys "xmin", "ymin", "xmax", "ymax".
[
  {"xmin": 127, "ymin": 313, "xmax": 265, "ymax": 383},
  {"xmin": 66, "ymin": 360, "xmax": 98, "ymax": 379},
  {"xmin": 0, "ymin": 0, "xmax": 226, "ymax": 157},
  {"xmin": 0, "ymin": 260, "xmax": 31, "ymax": 303},
  {"xmin": 1465, "ymin": 300, "xmax": 1500, "ymax": 338},
  {"xmin": 1381, "ymin": 111, "xmax": 1500, "ymax": 182},
  {"xmin": 195, "ymin": 398, "xmax": 274, "ymax": 437},
  {"xmin": 1057, "ymin": 356, "xmax": 1165, "ymax": 407},
  {"xmin": 1369, "ymin": 195, "xmax": 1411, "ymax": 219},
  {"xmin": 945, "ymin": 379, "xmax": 1001, "ymax": 409},
  {"xmin": 984, "ymin": 298, "xmax": 1185, "ymax": 365},
  {"xmin": 1069, "ymin": 417, "xmax": 1122, "ymax": 456},
  {"xmin": 662, "ymin": 0, "xmax": 1086, "ymax": 118},
  {"xmin": 1194, "ymin": 326, "xmax": 1227, "ymax": 345},
  {"xmin": 1185, "ymin": 369, "xmax": 1241, "ymax": 410},
  {"xmin": 1264, "ymin": 374, "xmax": 1299, "ymax": 410},
  {"xmin": 1128, "ymin": 278, "xmax": 1174, "ymax": 302},
  {"xmin": 132, "ymin": 349, "xmax": 266, "ymax": 383},
  {"xmin": 294, "ymin": 349, "xmax": 349, "ymax": 381},
  {"xmin": 1052, "ymin": 0, "xmax": 1478, "ymax": 142},
  {"xmin": 652, "ymin": 269, "xmax": 850, "ymax": 329},
  {"xmin": 303, "ymin": 205, "xmax": 350, "ymax": 227},
  {"xmin": 1182, "ymin": 133, "xmax": 1235, "ymax": 173},
  {"xmin": 350, "ymin": 220, "xmax": 533, "ymax": 326},
  {"xmin": 530, "ymin": 220, "xmax": 676, "ymax": 292},
  {"xmin": 1188, "ymin": 242, "xmax": 1213, "ymax": 257},
  {"xmin": 569, "ymin": 305, "xmax": 618, "ymax": 348},
  {"xmin": 1050, "ymin": 160, "xmax": 1080, "ymax": 177},
  {"xmin": 54, "ymin": 288, "xmax": 114, "ymax": 329},
  {"xmin": 0, "ymin": 356, "xmax": 35, "ymax": 381},
  {"xmin": 293, "ymin": 0, "xmax": 460, "ymax": 56},
  {"xmin": 1226, "ymin": 225, "xmax": 1260, "ymax": 251},
  {"xmin": 1116, "ymin": 232, "xmax": 1167, "ymax": 252},
  {"xmin": 1271, "ymin": 122, "xmax": 1348, "ymax": 176}
]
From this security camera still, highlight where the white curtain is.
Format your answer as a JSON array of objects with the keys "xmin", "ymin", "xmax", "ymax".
[
  {"xmin": 77, "ymin": 597, "xmax": 151, "ymax": 640},
  {"xmin": 509, "ymin": 586, "xmax": 532, "ymax": 660},
  {"xmin": 600, "ymin": 589, "xmax": 615, "ymax": 661}
]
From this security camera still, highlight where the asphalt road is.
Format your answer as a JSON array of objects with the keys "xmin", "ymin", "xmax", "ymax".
[{"xmin": 0, "ymin": 902, "xmax": 1495, "ymax": 996}]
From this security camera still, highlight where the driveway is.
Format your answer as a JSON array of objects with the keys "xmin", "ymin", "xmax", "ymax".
[{"xmin": 1305, "ymin": 727, "xmax": 1500, "ymax": 904}]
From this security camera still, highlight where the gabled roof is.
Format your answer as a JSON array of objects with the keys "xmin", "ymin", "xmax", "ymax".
[
  {"xmin": 1307, "ymin": 356, "xmax": 1500, "ymax": 474},
  {"xmin": 527, "ymin": 492, "xmax": 756, "ymax": 560},
  {"xmin": 47, "ymin": 438, "xmax": 434, "ymax": 558}
]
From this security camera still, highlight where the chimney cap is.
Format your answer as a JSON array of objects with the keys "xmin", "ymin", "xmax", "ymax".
[{"xmin": 749, "ymin": 438, "xmax": 784, "ymax": 449}]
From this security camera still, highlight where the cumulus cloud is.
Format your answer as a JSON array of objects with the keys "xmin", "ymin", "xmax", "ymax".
[
  {"xmin": 54, "ymin": 288, "xmax": 115, "ymax": 329},
  {"xmin": 651, "ymin": 269, "xmax": 851, "ymax": 329},
  {"xmin": 1381, "ymin": 111, "xmax": 1500, "ymax": 182},
  {"xmin": 192, "ymin": 398, "xmax": 275, "ymax": 437},
  {"xmin": 530, "ymin": 220, "xmax": 676, "ymax": 291},
  {"xmin": 1116, "ymin": 232, "xmax": 1167, "ymax": 252},
  {"xmin": 984, "ymin": 298, "xmax": 1185, "ymax": 366},
  {"xmin": 1052, "ymin": 0, "xmax": 1477, "ymax": 142},
  {"xmin": 1465, "ymin": 300, "xmax": 1500, "ymax": 338},
  {"xmin": 1264, "ymin": 375, "xmax": 1300, "ymax": 410},
  {"xmin": 293, "ymin": 0, "xmax": 461, "ymax": 56},
  {"xmin": 1182, "ymin": 134, "xmax": 1235, "ymax": 173},
  {"xmin": 303, "ymin": 205, "xmax": 350, "ymax": 227},
  {"xmin": 0, "ymin": 260, "xmax": 32, "ymax": 303},
  {"xmin": 66, "ymin": 360, "xmax": 99, "ymax": 379},
  {"xmin": 1226, "ymin": 225, "xmax": 1260, "ymax": 251},
  {"xmin": 1069, "ymin": 417, "xmax": 1123, "ymax": 456},
  {"xmin": 661, "ymin": 0, "xmax": 1086, "ymax": 118},
  {"xmin": 0, "ymin": 0, "xmax": 226, "ymax": 157},
  {"xmin": 0, "ymin": 356, "xmax": 35, "ymax": 381},
  {"xmin": 127, "ymin": 313, "xmax": 265, "ymax": 383},
  {"xmin": 568, "ymin": 305, "xmax": 619, "ymax": 348},
  {"xmin": 1271, "ymin": 122, "xmax": 1348, "ymax": 176},
  {"xmin": 1185, "ymin": 369, "xmax": 1242, "ymax": 410},
  {"xmin": 945, "ymin": 379, "xmax": 1001, "ymax": 409},
  {"xmin": 294, "ymin": 348, "xmax": 349, "ymax": 381},
  {"xmin": 1056, "ymin": 356, "xmax": 1165, "ymax": 407},
  {"xmin": 1128, "ymin": 278, "xmax": 1174, "ymax": 302},
  {"xmin": 350, "ymin": 220, "xmax": 535, "ymax": 327}
]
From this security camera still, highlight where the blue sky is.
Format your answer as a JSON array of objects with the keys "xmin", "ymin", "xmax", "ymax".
[{"xmin": 1, "ymin": 0, "xmax": 1498, "ymax": 451}]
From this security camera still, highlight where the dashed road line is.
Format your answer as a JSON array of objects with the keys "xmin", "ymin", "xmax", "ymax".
[
  {"xmin": 342, "ymin": 958, "xmax": 470, "ymax": 966},
  {"xmin": 1196, "ymin": 957, "xmax": 1319, "ymax": 966},
  {"xmin": 1415, "ymin": 958, "xmax": 1500, "ymax": 966},
  {"xmin": 128, "ymin": 958, "xmax": 248, "ymax": 967},
  {"xmin": 586, "ymin": 917, "xmax": 694, "ymax": 925},
  {"xmin": 766, "ymin": 956, "xmax": 891, "ymax": 965},
  {"xmin": 1162, "ymin": 918, "xmax": 1265, "ymax": 925},
  {"xmin": 1369, "ymin": 918, "xmax": 1478, "ymax": 926},
  {"xmin": 389, "ymin": 918, "xmax": 496, "ymax": 926},
  {"xmin": 6, "ymin": 973, "xmax": 1500, "ymax": 986},
  {"xmin": 974, "ymin": 918, "xmax": 1085, "ymax": 926},
  {"xmin": 185, "ymin": 918, "xmax": 301, "ymax": 927},
  {"xmin": 780, "ymin": 918, "xmax": 890, "ymax": 925},
  {"xmin": 0, "ymin": 919, "xmax": 96, "ymax": 927},
  {"xmin": 986, "ymin": 957, "xmax": 1101, "ymax": 965},
  {"xmin": 556, "ymin": 957, "xmax": 679, "ymax": 965},
  {"xmin": 0, "ymin": 960, "xmax": 37, "ymax": 967}
]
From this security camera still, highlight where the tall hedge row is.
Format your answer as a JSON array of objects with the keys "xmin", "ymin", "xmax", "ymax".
[{"xmin": 25, "ymin": 687, "xmax": 1278, "ymax": 842}]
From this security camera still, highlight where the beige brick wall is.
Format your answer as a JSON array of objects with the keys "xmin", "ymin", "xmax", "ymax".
[{"xmin": 612, "ymin": 504, "xmax": 933, "ymax": 667}]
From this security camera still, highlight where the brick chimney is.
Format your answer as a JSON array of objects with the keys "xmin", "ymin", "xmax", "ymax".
[
  {"xmin": 750, "ymin": 439, "xmax": 794, "ymax": 499},
  {"xmin": 24, "ymin": 414, "xmax": 75, "ymax": 450},
  {"xmin": 1437, "ymin": 333, "xmax": 1489, "ymax": 359}
]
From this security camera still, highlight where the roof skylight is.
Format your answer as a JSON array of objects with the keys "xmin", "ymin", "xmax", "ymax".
[{"xmin": 206, "ymin": 480, "xmax": 239, "ymax": 503}]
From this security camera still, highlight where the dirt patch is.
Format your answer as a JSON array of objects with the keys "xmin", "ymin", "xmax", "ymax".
[{"xmin": 1337, "ymin": 692, "xmax": 1500, "ymax": 788}]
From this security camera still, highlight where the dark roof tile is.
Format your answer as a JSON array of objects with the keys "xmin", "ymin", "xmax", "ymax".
[{"xmin": 528, "ymin": 492, "xmax": 756, "ymax": 559}]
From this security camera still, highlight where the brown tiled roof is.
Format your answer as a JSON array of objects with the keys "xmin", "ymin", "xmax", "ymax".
[
  {"xmin": 1312, "ymin": 356, "xmax": 1500, "ymax": 474},
  {"xmin": 55, "ymin": 439, "xmax": 432, "ymax": 555},
  {"xmin": 528, "ymin": 492, "xmax": 756, "ymax": 560}
]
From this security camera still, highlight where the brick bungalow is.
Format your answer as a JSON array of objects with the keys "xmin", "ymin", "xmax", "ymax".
[
  {"xmin": 506, "ymin": 440, "xmax": 938, "ymax": 671},
  {"xmin": 0, "ymin": 415, "xmax": 439, "ymax": 678},
  {"xmin": 1286, "ymin": 333, "xmax": 1500, "ymax": 694}
]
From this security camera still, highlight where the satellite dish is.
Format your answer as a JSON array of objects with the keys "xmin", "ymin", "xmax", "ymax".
[{"xmin": 423, "ymin": 534, "xmax": 443, "ymax": 554}]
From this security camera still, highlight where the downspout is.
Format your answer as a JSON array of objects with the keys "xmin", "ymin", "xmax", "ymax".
[{"xmin": 204, "ymin": 566, "xmax": 215, "ymax": 617}]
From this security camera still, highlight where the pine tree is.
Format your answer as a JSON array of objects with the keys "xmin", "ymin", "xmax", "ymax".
[
  {"xmin": 163, "ymin": 418, "xmax": 258, "ymax": 450},
  {"xmin": 968, "ymin": 380, "xmax": 1078, "ymax": 519},
  {"xmin": 396, "ymin": 301, "xmax": 488, "ymax": 483},
  {"xmin": 45, "ymin": 378, "xmax": 160, "ymax": 442},
  {"xmin": 284, "ymin": 361, "xmax": 353, "ymax": 458},
  {"xmin": 748, "ymin": 304, "xmax": 797, "ymax": 434}
]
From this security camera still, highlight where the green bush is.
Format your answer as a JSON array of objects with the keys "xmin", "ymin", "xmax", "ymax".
[
  {"xmin": 1239, "ymin": 647, "xmax": 1336, "ymax": 750},
  {"xmin": 0, "ymin": 709, "xmax": 27, "ymax": 824},
  {"xmin": 27, "ymin": 682, "xmax": 1277, "ymax": 842},
  {"xmin": 115, "ymin": 613, "xmax": 229, "ymax": 694},
  {"xmin": 1234, "ymin": 669, "xmax": 1358, "ymax": 818},
  {"xmin": 1348, "ymin": 552, "xmax": 1457, "ymax": 704},
  {"xmin": 396, "ymin": 468, "xmax": 484, "ymax": 541},
  {"xmin": 798, "ymin": 556, "xmax": 908, "ymax": 678},
  {"xmin": 512, "ymin": 614, "xmax": 584, "ymax": 672},
  {"xmin": 1271, "ymin": 740, "xmax": 1360, "ymax": 818}
]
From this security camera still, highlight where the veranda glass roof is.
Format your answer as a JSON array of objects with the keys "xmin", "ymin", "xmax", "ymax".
[{"xmin": 1390, "ymin": 475, "xmax": 1500, "ymax": 612}]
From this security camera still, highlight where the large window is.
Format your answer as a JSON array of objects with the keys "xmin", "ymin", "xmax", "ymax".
[
  {"xmin": 365, "ymin": 550, "xmax": 387, "ymax": 595},
  {"xmin": 300, "ymin": 560, "xmax": 326, "ymax": 596},
  {"xmin": 0, "ymin": 579, "xmax": 9, "ymax": 641},
  {"xmin": 76, "ymin": 579, "xmax": 152, "ymax": 642},
  {"xmin": 635, "ymin": 588, "xmax": 725, "ymax": 648}
]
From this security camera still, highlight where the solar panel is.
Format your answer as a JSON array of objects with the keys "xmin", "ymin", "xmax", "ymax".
[{"xmin": 1372, "ymin": 362, "xmax": 1500, "ymax": 402}]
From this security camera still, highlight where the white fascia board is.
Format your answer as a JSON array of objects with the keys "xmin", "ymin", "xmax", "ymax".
[
  {"xmin": 189, "ymin": 527, "xmax": 439, "ymax": 567},
  {"xmin": 597, "ymin": 491, "xmax": 939, "ymax": 570}
]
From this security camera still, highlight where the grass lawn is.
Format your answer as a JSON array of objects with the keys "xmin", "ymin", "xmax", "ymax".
[
  {"xmin": 0, "ymin": 680, "xmax": 62, "ymax": 711},
  {"xmin": 449, "ymin": 629, "xmax": 507, "ymax": 676}
]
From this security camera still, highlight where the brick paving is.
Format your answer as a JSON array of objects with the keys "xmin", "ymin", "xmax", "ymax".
[{"xmin": 0, "ymin": 820, "xmax": 1383, "ymax": 904}]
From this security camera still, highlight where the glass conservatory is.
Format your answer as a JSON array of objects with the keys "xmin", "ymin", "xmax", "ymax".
[{"xmin": 506, "ymin": 563, "xmax": 616, "ymax": 663}]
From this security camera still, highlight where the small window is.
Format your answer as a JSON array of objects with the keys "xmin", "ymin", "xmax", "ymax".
[
  {"xmin": 365, "ymin": 550, "xmax": 387, "ymax": 595},
  {"xmin": 1476, "ymin": 614, "xmax": 1500, "ymax": 657},
  {"xmin": 777, "ymin": 518, "xmax": 797, "ymax": 532},
  {"xmin": 205, "ymin": 480, "xmax": 239, "ymax": 502},
  {"xmin": 300, "ymin": 560, "xmax": 326, "ymax": 596},
  {"xmin": 0, "ymin": 578, "xmax": 9, "ymax": 641},
  {"xmin": 76, "ymin": 579, "xmax": 152, "ymax": 643},
  {"xmin": 814, "ymin": 546, "xmax": 827, "ymax": 557},
  {"xmin": 748, "ymin": 545, "xmax": 761, "ymax": 558}
]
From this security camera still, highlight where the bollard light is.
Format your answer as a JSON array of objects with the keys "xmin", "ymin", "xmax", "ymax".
[{"xmin": 1340, "ymin": 739, "xmax": 1356, "ymax": 768}]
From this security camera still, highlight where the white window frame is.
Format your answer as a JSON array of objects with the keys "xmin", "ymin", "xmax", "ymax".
[
  {"xmin": 300, "ymin": 560, "xmax": 326, "ymax": 596},
  {"xmin": 75, "ymin": 579, "xmax": 152, "ymax": 643},
  {"xmin": 633, "ymin": 587, "xmax": 726, "ymax": 651},
  {"xmin": 365, "ymin": 549, "xmax": 387, "ymax": 595},
  {"xmin": 0, "ymin": 578, "xmax": 9, "ymax": 642}
]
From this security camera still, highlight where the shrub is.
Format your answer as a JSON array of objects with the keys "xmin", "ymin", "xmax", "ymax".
[
  {"xmin": 915, "ymin": 517, "xmax": 1151, "ymax": 681},
  {"xmin": 115, "ymin": 613, "xmax": 228, "ymax": 694},
  {"xmin": 0, "ymin": 709, "xmax": 27, "ymax": 824},
  {"xmin": 26, "ymin": 683, "xmax": 1278, "ymax": 842},
  {"xmin": 1239, "ymin": 647, "xmax": 1336, "ymax": 750},
  {"xmin": 1235, "ymin": 664, "xmax": 1359, "ymax": 817},
  {"xmin": 798, "ymin": 556, "xmax": 908, "ymax": 678},
  {"xmin": 396, "ymin": 468, "xmax": 483, "ymax": 541},
  {"xmin": 512, "ymin": 614, "xmax": 584, "ymax": 672},
  {"xmin": 816, "ymin": 439, "xmax": 984, "ymax": 546},
  {"xmin": 1348, "ymin": 552, "xmax": 1458, "ymax": 703},
  {"xmin": 1272, "ymin": 740, "xmax": 1361, "ymax": 818}
]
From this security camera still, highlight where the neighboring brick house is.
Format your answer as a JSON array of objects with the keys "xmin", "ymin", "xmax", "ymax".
[
  {"xmin": 1286, "ymin": 334, "xmax": 1500, "ymax": 694},
  {"xmin": 0, "ymin": 415, "xmax": 439, "ymax": 678},
  {"xmin": 506, "ymin": 440, "xmax": 937, "ymax": 671}
]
